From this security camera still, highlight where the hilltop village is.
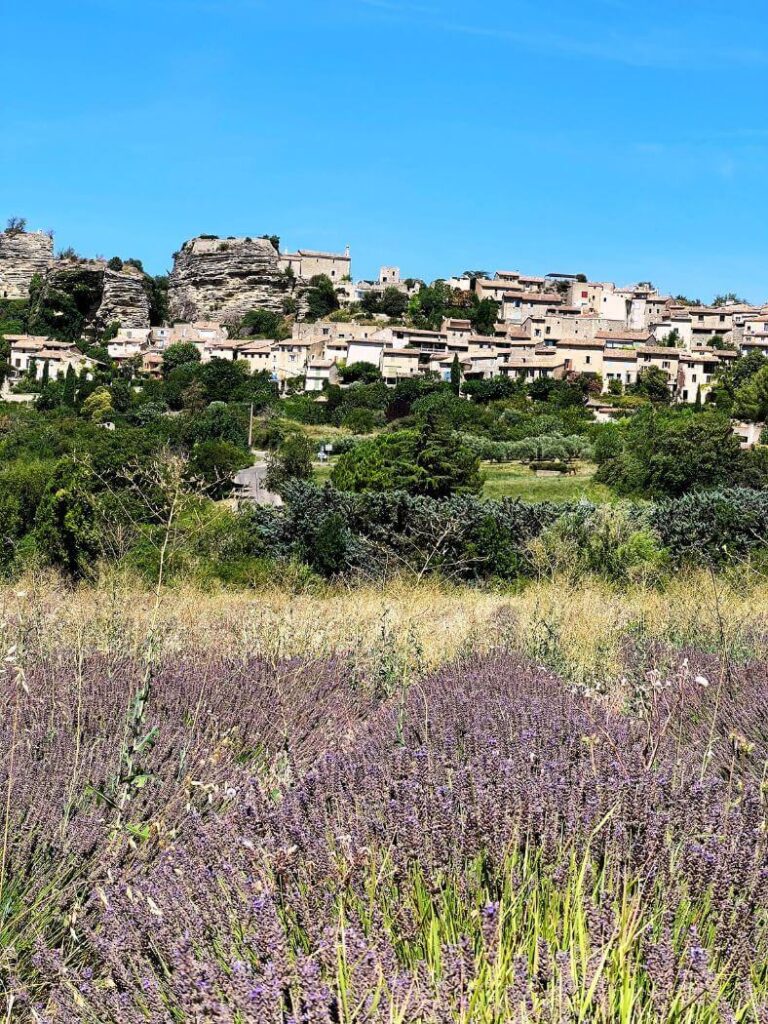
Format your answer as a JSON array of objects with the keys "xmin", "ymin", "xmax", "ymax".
[{"xmin": 2, "ymin": 223, "xmax": 765, "ymax": 411}]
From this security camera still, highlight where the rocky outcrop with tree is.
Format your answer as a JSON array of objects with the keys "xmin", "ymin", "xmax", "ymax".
[{"xmin": 168, "ymin": 236, "xmax": 298, "ymax": 325}]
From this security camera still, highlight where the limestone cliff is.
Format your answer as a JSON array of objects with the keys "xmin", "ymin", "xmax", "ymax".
[
  {"xmin": 0, "ymin": 230, "xmax": 54, "ymax": 299},
  {"xmin": 30, "ymin": 259, "xmax": 151, "ymax": 335},
  {"xmin": 168, "ymin": 236, "xmax": 295, "ymax": 324}
]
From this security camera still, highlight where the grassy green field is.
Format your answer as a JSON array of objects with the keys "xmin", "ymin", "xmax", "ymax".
[
  {"xmin": 314, "ymin": 459, "xmax": 612, "ymax": 502},
  {"xmin": 480, "ymin": 461, "xmax": 612, "ymax": 502}
]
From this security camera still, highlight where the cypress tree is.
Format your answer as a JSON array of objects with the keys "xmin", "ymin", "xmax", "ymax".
[
  {"xmin": 63, "ymin": 364, "xmax": 77, "ymax": 406},
  {"xmin": 450, "ymin": 353, "xmax": 461, "ymax": 395}
]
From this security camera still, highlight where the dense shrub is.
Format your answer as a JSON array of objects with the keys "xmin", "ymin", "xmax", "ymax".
[{"xmin": 331, "ymin": 422, "xmax": 483, "ymax": 498}]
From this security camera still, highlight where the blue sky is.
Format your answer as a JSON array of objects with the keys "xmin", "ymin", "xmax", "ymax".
[{"xmin": 2, "ymin": 0, "xmax": 766, "ymax": 301}]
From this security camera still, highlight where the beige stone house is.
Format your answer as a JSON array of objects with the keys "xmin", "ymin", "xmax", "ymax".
[
  {"xmin": 305, "ymin": 358, "xmax": 340, "ymax": 392},
  {"xmin": 636, "ymin": 345, "xmax": 681, "ymax": 386},
  {"xmin": 347, "ymin": 337, "xmax": 389, "ymax": 368},
  {"xmin": 602, "ymin": 348, "xmax": 638, "ymax": 390},
  {"xmin": 7, "ymin": 335, "xmax": 96, "ymax": 381},
  {"xmin": 499, "ymin": 349, "xmax": 566, "ymax": 381},
  {"xmin": 238, "ymin": 342, "xmax": 274, "ymax": 375},
  {"xmin": 108, "ymin": 327, "xmax": 151, "ymax": 361},
  {"xmin": 202, "ymin": 339, "xmax": 244, "ymax": 362},
  {"xmin": 389, "ymin": 326, "xmax": 446, "ymax": 351},
  {"xmin": 33, "ymin": 347, "xmax": 97, "ymax": 380},
  {"xmin": 323, "ymin": 338, "xmax": 350, "ymax": 364},
  {"xmin": 501, "ymin": 291, "xmax": 564, "ymax": 324},
  {"xmin": 272, "ymin": 338, "xmax": 323, "ymax": 389},
  {"xmin": 595, "ymin": 329, "xmax": 654, "ymax": 348},
  {"xmin": 381, "ymin": 348, "xmax": 423, "ymax": 384},
  {"xmin": 559, "ymin": 338, "xmax": 605, "ymax": 375},
  {"xmin": 676, "ymin": 352, "xmax": 722, "ymax": 402},
  {"xmin": 442, "ymin": 318, "xmax": 473, "ymax": 343},
  {"xmin": 7, "ymin": 335, "xmax": 58, "ymax": 376}
]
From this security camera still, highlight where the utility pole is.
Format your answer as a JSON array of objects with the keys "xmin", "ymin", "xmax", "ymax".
[{"xmin": 248, "ymin": 403, "xmax": 254, "ymax": 449}]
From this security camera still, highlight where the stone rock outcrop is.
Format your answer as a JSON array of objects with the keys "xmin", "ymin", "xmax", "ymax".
[
  {"xmin": 168, "ymin": 236, "xmax": 292, "ymax": 324},
  {"xmin": 0, "ymin": 230, "xmax": 54, "ymax": 299},
  {"xmin": 97, "ymin": 265, "xmax": 151, "ymax": 329},
  {"xmin": 31, "ymin": 259, "xmax": 151, "ymax": 333}
]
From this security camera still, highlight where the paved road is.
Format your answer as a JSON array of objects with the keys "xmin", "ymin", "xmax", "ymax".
[{"xmin": 233, "ymin": 459, "xmax": 283, "ymax": 506}]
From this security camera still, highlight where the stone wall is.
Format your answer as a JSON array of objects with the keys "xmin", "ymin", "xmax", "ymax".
[{"xmin": 0, "ymin": 230, "xmax": 54, "ymax": 299}]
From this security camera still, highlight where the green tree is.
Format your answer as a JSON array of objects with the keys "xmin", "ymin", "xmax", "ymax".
[
  {"xmin": 265, "ymin": 433, "xmax": 314, "ymax": 493},
  {"xmin": 632, "ymin": 366, "xmax": 671, "ymax": 404},
  {"xmin": 379, "ymin": 287, "xmax": 409, "ymax": 319},
  {"xmin": 470, "ymin": 298, "xmax": 499, "ymax": 336},
  {"xmin": 162, "ymin": 342, "xmax": 201, "ymax": 377},
  {"xmin": 81, "ymin": 387, "xmax": 114, "ymax": 423},
  {"xmin": 189, "ymin": 440, "xmax": 251, "ymax": 498},
  {"xmin": 360, "ymin": 291, "xmax": 381, "ymax": 316},
  {"xmin": 450, "ymin": 354, "xmax": 461, "ymax": 395},
  {"xmin": 62, "ymin": 365, "xmax": 77, "ymax": 407},
  {"xmin": 710, "ymin": 351, "xmax": 768, "ymax": 411},
  {"xmin": 596, "ymin": 408, "xmax": 743, "ymax": 497},
  {"xmin": 339, "ymin": 361, "xmax": 382, "ymax": 384},
  {"xmin": 412, "ymin": 414, "xmax": 483, "ymax": 498},
  {"xmin": 238, "ymin": 308, "xmax": 288, "ymax": 339},
  {"xmin": 304, "ymin": 275, "xmax": 339, "ymax": 321},
  {"xmin": 733, "ymin": 365, "xmax": 768, "ymax": 422},
  {"xmin": 34, "ymin": 460, "xmax": 103, "ymax": 578},
  {"xmin": 182, "ymin": 402, "xmax": 249, "ymax": 449},
  {"xmin": 147, "ymin": 275, "xmax": 169, "ymax": 327},
  {"xmin": 331, "ymin": 421, "xmax": 482, "ymax": 498}
]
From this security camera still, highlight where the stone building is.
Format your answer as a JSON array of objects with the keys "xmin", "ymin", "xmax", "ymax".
[{"xmin": 278, "ymin": 247, "xmax": 351, "ymax": 282}]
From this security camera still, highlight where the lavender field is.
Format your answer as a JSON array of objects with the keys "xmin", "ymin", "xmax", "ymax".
[{"xmin": 2, "ymin": 592, "xmax": 768, "ymax": 1024}]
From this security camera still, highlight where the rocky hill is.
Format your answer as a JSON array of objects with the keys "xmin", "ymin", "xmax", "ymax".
[
  {"xmin": 0, "ymin": 229, "xmax": 54, "ymax": 299},
  {"xmin": 168, "ymin": 236, "xmax": 295, "ymax": 324},
  {"xmin": 29, "ymin": 259, "xmax": 151, "ymax": 337}
]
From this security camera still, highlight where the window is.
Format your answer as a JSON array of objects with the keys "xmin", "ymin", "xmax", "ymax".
[
  {"xmin": 692, "ymin": 374, "xmax": 697, "ymax": 382},
  {"xmin": 586, "ymin": 356, "xmax": 591, "ymax": 364}
]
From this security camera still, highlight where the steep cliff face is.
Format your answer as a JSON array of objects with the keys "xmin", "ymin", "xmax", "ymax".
[
  {"xmin": 29, "ymin": 260, "xmax": 151, "ymax": 338},
  {"xmin": 0, "ymin": 230, "xmax": 54, "ymax": 299},
  {"xmin": 168, "ymin": 236, "xmax": 295, "ymax": 324},
  {"xmin": 97, "ymin": 265, "xmax": 151, "ymax": 329}
]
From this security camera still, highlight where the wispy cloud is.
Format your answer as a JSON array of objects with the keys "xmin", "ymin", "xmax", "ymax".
[{"xmin": 353, "ymin": 0, "xmax": 768, "ymax": 69}]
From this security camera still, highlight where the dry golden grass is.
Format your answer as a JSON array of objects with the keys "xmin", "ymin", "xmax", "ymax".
[{"xmin": 1, "ymin": 567, "xmax": 767, "ymax": 687}]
